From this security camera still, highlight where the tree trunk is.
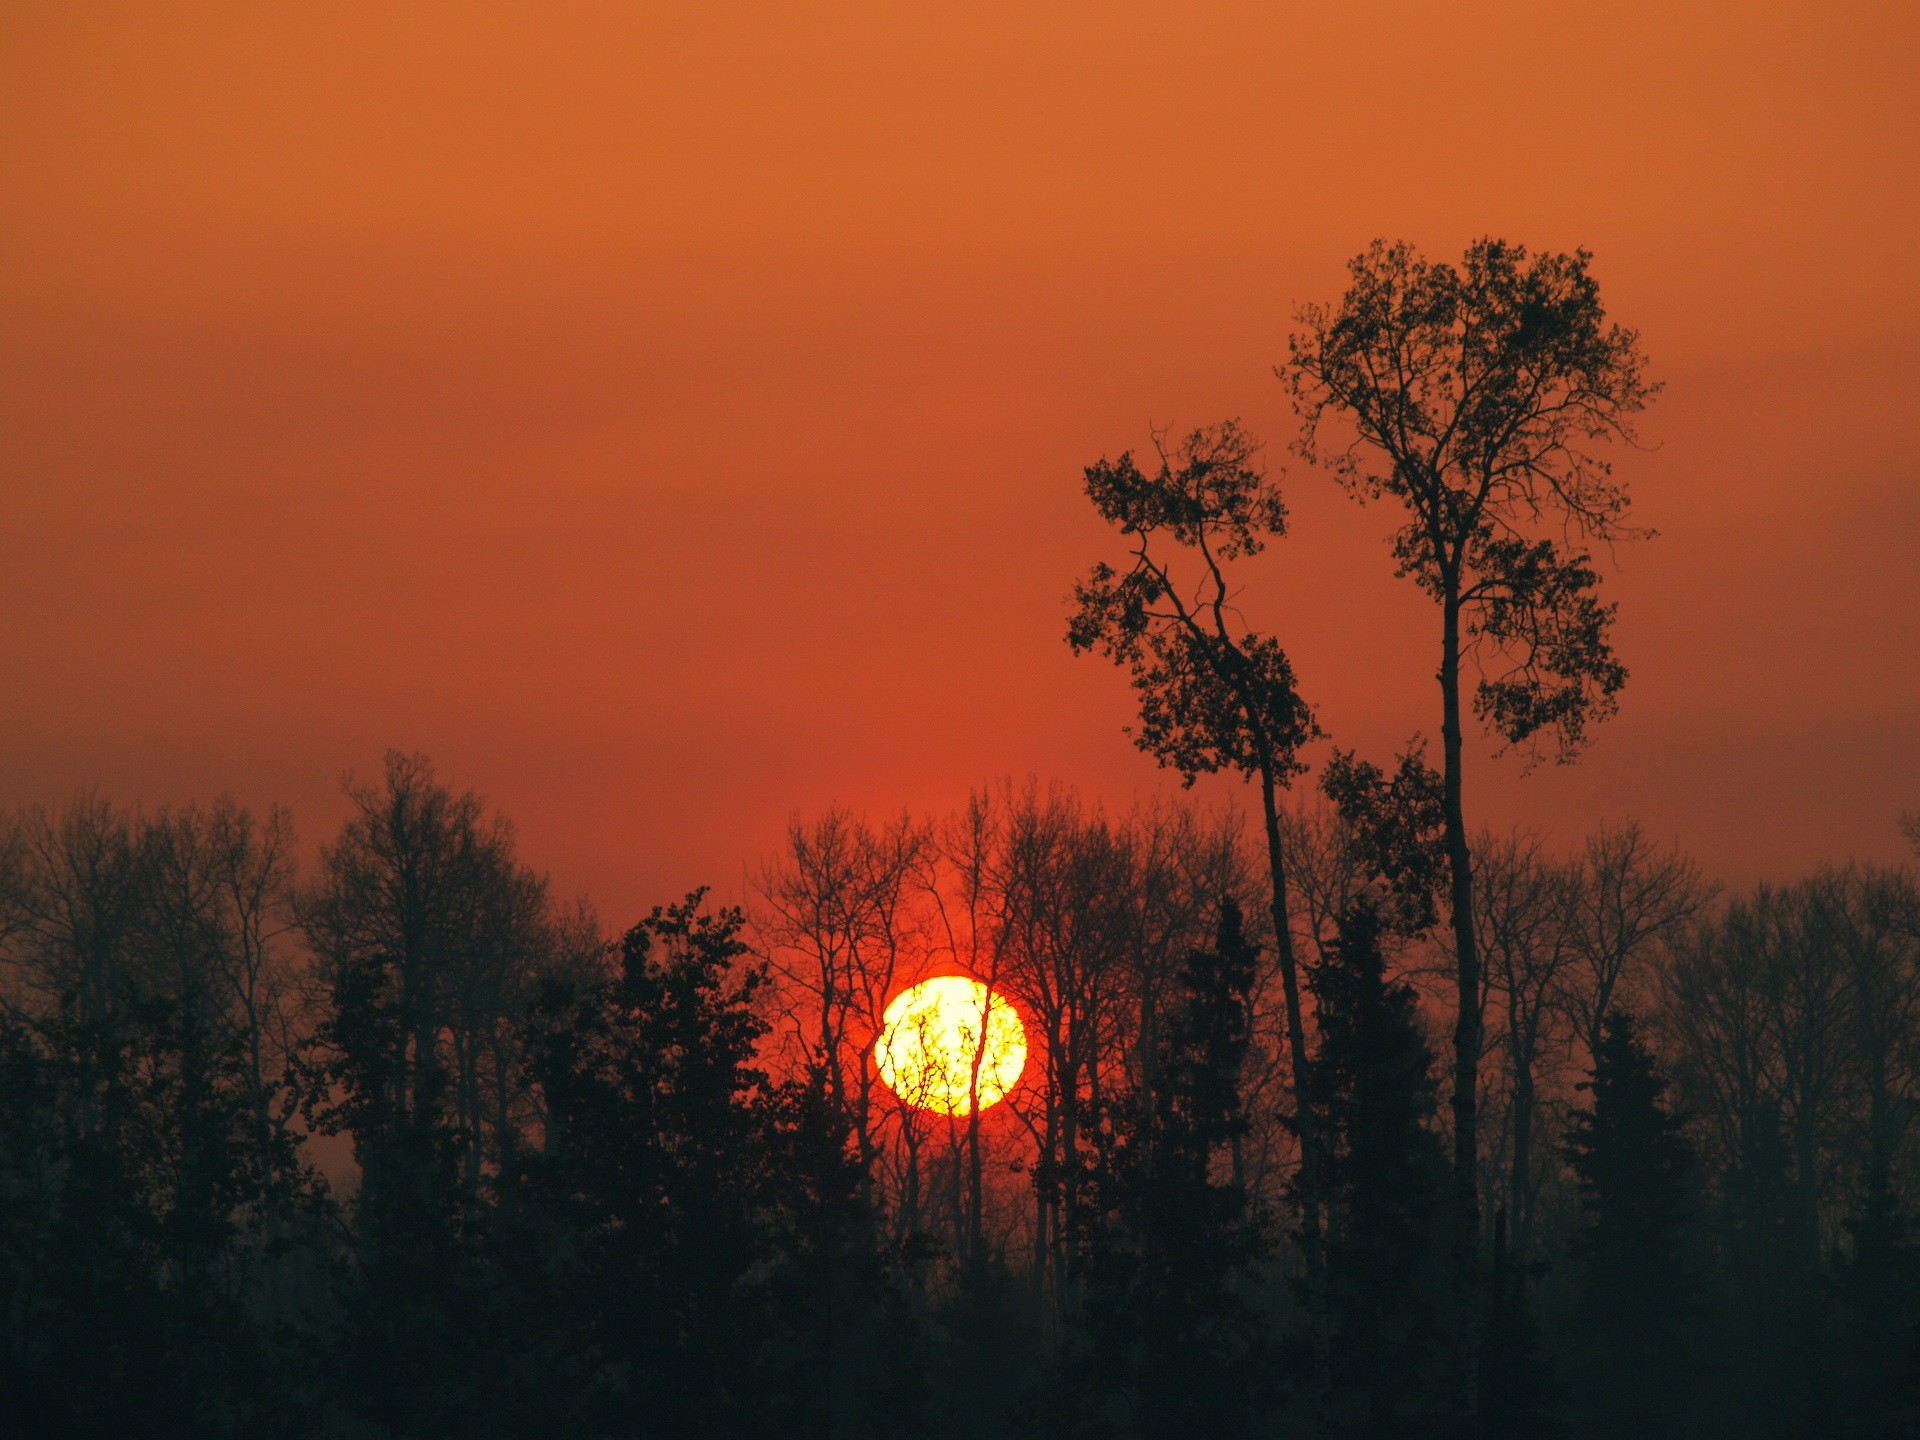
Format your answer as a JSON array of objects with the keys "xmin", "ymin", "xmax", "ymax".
[
  {"xmin": 1440, "ymin": 589, "xmax": 1484, "ymax": 1416},
  {"xmin": 1258, "ymin": 767, "xmax": 1330, "ymax": 1400},
  {"xmin": 1509, "ymin": 1025, "xmax": 1535, "ymax": 1257}
]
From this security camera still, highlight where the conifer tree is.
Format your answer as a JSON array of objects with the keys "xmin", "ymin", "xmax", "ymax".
[
  {"xmin": 1562, "ymin": 1012, "xmax": 1696, "ymax": 1439},
  {"xmin": 1305, "ymin": 901, "xmax": 1449, "ymax": 1436},
  {"xmin": 1066, "ymin": 898, "xmax": 1274, "ymax": 1440}
]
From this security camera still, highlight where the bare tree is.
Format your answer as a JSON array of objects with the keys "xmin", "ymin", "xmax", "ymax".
[
  {"xmin": 1277, "ymin": 799, "xmax": 1370, "ymax": 969},
  {"xmin": 925, "ymin": 791, "xmax": 1014, "ymax": 1273},
  {"xmin": 1816, "ymin": 866, "xmax": 1920, "ymax": 1208},
  {"xmin": 1665, "ymin": 881, "xmax": 1853, "ymax": 1265},
  {"xmin": 1563, "ymin": 821, "xmax": 1709, "ymax": 1071},
  {"xmin": 981, "ymin": 782, "xmax": 1118, "ymax": 1297},
  {"xmin": 0, "ymin": 815, "xmax": 32, "ymax": 995},
  {"xmin": 1473, "ymin": 830, "xmax": 1579, "ymax": 1257},
  {"xmin": 2, "ymin": 798, "xmax": 152, "ymax": 1032},
  {"xmin": 142, "ymin": 799, "xmax": 302, "ymax": 1135},
  {"xmin": 753, "ymin": 806, "xmax": 931, "ymax": 1190}
]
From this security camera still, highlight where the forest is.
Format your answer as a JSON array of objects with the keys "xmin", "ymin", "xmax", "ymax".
[{"xmin": 3, "ymin": 241, "xmax": 1917, "ymax": 1439}]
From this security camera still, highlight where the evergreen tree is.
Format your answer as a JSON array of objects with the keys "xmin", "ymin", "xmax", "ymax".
[
  {"xmin": 1304, "ymin": 901, "xmax": 1450, "ymax": 1438},
  {"xmin": 1064, "ymin": 898, "xmax": 1275, "ymax": 1440},
  {"xmin": 1562, "ymin": 1011, "xmax": 1696, "ymax": 1439}
]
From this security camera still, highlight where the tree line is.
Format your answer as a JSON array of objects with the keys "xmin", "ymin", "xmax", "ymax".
[{"xmin": 1, "ymin": 762, "xmax": 1914, "ymax": 1437}]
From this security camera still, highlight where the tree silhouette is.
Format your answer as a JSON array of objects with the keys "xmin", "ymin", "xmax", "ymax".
[
  {"xmin": 4, "ymin": 746, "xmax": 1919, "ymax": 1436},
  {"xmin": 295, "ymin": 753, "xmax": 592, "ymax": 1436},
  {"xmin": 1067, "ymin": 420, "xmax": 1330, "ymax": 1391},
  {"xmin": 1563, "ymin": 1012, "xmax": 1696, "ymax": 1439},
  {"xmin": 1285, "ymin": 238, "xmax": 1658, "ymax": 1411},
  {"xmin": 518, "ymin": 894, "xmax": 768, "ymax": 1434},
  {"xmin": 0, "ymin": 993, "xmax": 320, "ymax": 1437},
  {"xmin": 1065, "ymin": 898, "xmax": 1274, "ymax": 1440},
  {"xmin": 1304, "ymin": 901, "xmax": 1449, "ymax": 1437}
]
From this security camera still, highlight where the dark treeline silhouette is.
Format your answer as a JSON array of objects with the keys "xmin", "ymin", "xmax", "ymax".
[
  {"xmin": 2, "ymin": 762, "xmax": 1915, "ymax": 1438},
  {"xmin": 3, "ymin": 239, "xmax": 1917, "ymax": 1437}
]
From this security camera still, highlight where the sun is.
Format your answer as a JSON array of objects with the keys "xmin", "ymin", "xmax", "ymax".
[{"xmin": 874, "ymin": 976, "xmax": 1027, "ymax": 1116}]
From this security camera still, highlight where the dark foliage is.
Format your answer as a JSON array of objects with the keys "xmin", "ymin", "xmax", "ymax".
[
  {"xmin": 1067, "ymin": 422, "xmax": 1317, "ymax": 789},
  {"xmin": 1321, "ymin": 746, "xmax": 1448, "ymax": 935},
  {"xmin": 1562, "ymin": 1012, "xmax": 1697, "ymax": 1439},
  {"xmin": 3, "ymin": 757, "xmax": 1916, "ymax": 1440},
  {"xmin": 1059, "ymin": 899, "xmax": 1277, "ymax": 1440},
  {"xmin": 1302, "ymin": 901, "xmax": 1450, "ymax": 1437},
  {"xmin": 0, "ymin": 1001, "xmax": 322, "ymax": 1438},
  {"xmin": 508, "ymin": 892, "xmax": 906, "ymax": 1439},
  {"xmin": 1478, "ymin": 1212, "xmax": 1565, "ymax": 1440}
]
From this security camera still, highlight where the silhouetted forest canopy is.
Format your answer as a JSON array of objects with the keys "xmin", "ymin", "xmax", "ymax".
[{"xmin": 4, "ymin": 241, "xmax": 1918, "ymax": 1440}]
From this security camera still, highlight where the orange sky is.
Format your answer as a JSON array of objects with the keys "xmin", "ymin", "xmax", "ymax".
[{"xmin": 2, "ymin": 2, "xmax": 1915, "ymax": 925}]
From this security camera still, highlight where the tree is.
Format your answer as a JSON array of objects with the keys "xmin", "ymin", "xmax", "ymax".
[
  {"xmin": 0, "ymin": 971, "xmax": 321, "ymax": 1437},
  {"xmin": 1285, "ymin": 238, "xmax": 1659, "ymax": 1402},
  {"xmin": 1562, "ymin": 822, "xmax": 1708, "ymax": 1071},
  {"xmin": 4, "ymin": 797, "xmax": 152, "ymax": 1029},
  {"xmin": 753, "ymin": 806, "xmax": 931, "ymax": 1190},
  {"xmin": 1472, "ymin": 830, "xmax": 1580, "ymax": 1260},
  {"xmin": 1478, "ymin": 1208, "xmax": 1564, "ymax": 1440},
  {"xmin": 1306, "ymin": 901, "xmax": 1450, "ymax": 1436},
  {"xmin": 1818, "ymin": 865, "xmax": 1920, "ymax": 1439},
  {"xmin": 296, "ymin": 752, "xmax": 593, "ymax": 1435},
  {"xmin": 0, "ymin": 796, "xmax": 325, "ymax": 1437},
  {"xmin": 1660, "ymin": 889, "xmax": 1821, "ymax": 1436},
  {"xmin": 1067, "ymin": 419, "xmax": 1329, "ymax": 1388},
  {"xmin": 1065, "ymin": 899, "xmax": 1274, "ymax": 1440},
  {"xmin": 1563, "ymin": 1012, "xmax": 1696, "ymax": 1439},
  {"xmin": 517, "ymin": 891, "xmax": 895, "ymax": 1438}
]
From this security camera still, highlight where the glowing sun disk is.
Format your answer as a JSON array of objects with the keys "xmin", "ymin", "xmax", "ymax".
[{"xmin": 875, "ymin": 977, "xmax": 1026, "ymax": 1116}]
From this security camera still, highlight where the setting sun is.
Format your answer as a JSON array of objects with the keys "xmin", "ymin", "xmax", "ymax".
[{"xmin": 874, "ymin": 977, "xmax": 1027, "ymax": 1116}]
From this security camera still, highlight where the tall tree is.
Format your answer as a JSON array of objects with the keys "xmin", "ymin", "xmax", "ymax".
[
  {"xmin": 1067, "ymin": 420, "xmax": 1329, "ymax": 1387},
  {"xmin": 1285, "ymin": 239, "xmax": 1658, "ymax": 1400}
]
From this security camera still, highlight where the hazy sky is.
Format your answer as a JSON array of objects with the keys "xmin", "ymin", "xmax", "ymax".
[{"xmin": 3, "ymin": 2, "xmax": 1915, "ymax": 925}]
